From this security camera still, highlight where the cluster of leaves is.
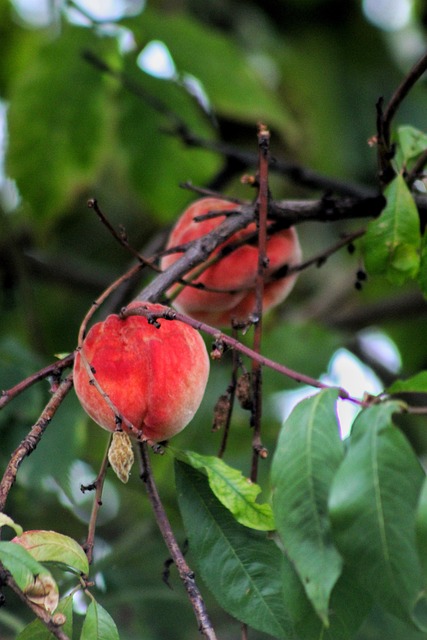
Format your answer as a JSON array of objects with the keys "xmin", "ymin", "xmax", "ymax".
[
  {"xmin": 363, "ymin": 126, "xmax": 427, "ymax": 288},
  {"xmin": 0, "ymin": 517, "xmax": 118, "ymax": 639},
  {"xmin": 174, "ymin": 389, "xmax": 427, "ymax": 639},
  {"xmin": 6, "ymin": 383, "xmax": 427, "ymax": 640}
]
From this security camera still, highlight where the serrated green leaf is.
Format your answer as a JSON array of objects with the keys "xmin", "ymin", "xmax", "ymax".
[
  {"xmin": 271, "ymin": 388, "xmax": 344, "ymax": 626},
  {"xmin": 175, "ymin": 460, "xmax": 297, "ymax": 640},
  {"xmin": 174, "ymin": 450, "xmax": 274, "ymax": 531},
  {"xmin": 388, "ymin": 371, "xmax": 427, "ymax": 395},
  {"xmin": 12, "ymin": 530, "xmax": 89, "ymax": 576},
  {"xmin": 362, "ymin": 174, "xmax": 421, "ymax": 285},
  {"xmin": 0, "ymin": 513, "xmax": 23, "ymax": 536},
  {"xmin": 80, "ymin": 600, "xmax": 119, "ymax": 640},
  {"xmin": 16, "ymin": 595, "xmax": 73, "ymax": 640},
  {"xmin": 329, "ymin": 402, "xmax": 427, "ymax": 629}
]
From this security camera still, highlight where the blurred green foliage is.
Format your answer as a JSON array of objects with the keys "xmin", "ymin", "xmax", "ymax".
[{"xmin": 2, "ymin": 0, "xmax": 427, "ymax": 639}]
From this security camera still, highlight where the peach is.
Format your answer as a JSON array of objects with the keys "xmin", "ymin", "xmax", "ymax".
[
  {"xmin": 73, "ymin": 302, "xmax": 209, "ymax": 442},
  {"xmin": 160, "ymin": 197, "xmax": 301, "ymax": 326}
]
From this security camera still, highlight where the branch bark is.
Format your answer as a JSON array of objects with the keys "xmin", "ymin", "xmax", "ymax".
[{"xmin": 138, "ymin": 443, "xmax": 218, "ymax": 640}]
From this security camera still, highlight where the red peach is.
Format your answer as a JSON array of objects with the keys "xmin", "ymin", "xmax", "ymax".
[
  {"xmin": 160, "ymin": 197, "xmax": 301, "ymax": 326},
  {"xmin": 73, "ymin": 302, "xmax": 209, "ymax": 442}
]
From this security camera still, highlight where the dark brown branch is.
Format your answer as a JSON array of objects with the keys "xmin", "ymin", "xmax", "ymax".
[
  {"xmin": 271, "ymin": 194, "xmax": 385, "ymax": 224},
  {"xmin": 136, "ymin": 195, "xmax": 385, "ymax": 304},
  {"xmin": 0, "ymin": 354, "xmax": 74, "ymax": 410},
  {"xmin": 382, "ymin": 51, "xmax": 427, "ymax": 148},
  {"xmin": 377, "ymin": 51, "xmax": 427, "ymax": 186},
  {"xmin": 138, "ymin": 443, "xmax": 218, "ymax": 640},
  {"xmin": 136, "ymin": 205, "xmax": 256, "ymax": 303},
  {"xmin": 0, "ymin": 374, "xmax": 74, "ymax": 513},
  {"xmin": 174, "ymin": 129, "xmax": 376, "ymax": 199}
]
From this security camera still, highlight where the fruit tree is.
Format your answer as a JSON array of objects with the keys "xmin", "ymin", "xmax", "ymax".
[{"xmin": 3, "ymin": 2, "xmax": 427, "ymax": 640}]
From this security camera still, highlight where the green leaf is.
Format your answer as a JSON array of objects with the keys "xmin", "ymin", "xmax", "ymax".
[
  {"xmin": 416, "ymin": 476, "xmax": 427, "ymax": 585},
  {"xmin": 117, "ymin": 60, "xmax": 221, "ymax": 221},
  {"xmin": 417, "ymin": 233, "xmax": 427, "ymax": 298},
  {"xmin": 16, "ymin": 595, "xmax": 73, "ymax": 640},
  {"xmin": 175, "ymin": 460, "xmax": 297, "ymax": 640},
  {"xmin": 388, "ymin": 371, "xmax": 427, "ymax": 395},
  {"xmin": 0, "ymin": 541, "xmax": 59, "ymax": 613},
  {"xmin": 395, "ymin": 125, "xmax": 427, "ymax": 169},
  {"xmin": 282, "ymin": 556, "xmax": 372, "ymax": 640},
  {"xmin": 0, "ymin": 513, "xmax": 23, "ymax": 537},
  {"xmin": 12, "ymin": 530, "xmax": 89, "ymax": 576},
  {"xmin": 80, "ymin": 600, "xmax": 119, "ymax": 640},
  {"xmin": 124, "ymin": 7, "xmax": 298, "ymax": 142},
  {"xmin": 0, "ymin": 541, "xmax": 50, "ymax": 592},
  {"xmin": 6, "ymin": 24, "xmax": 113, "ymax": 223},
  {"xmin": 362, "ymin": 174, "xmax": 421, "ymax": 285},
  {"xmin": 271, "ymin": 388, "xmax": 344, "ymax": 626},
  {"xmin": 329, "ymin": 402, "xmax": 427, "ymax": 628},
  {"xmin": 174, "ymin": 450, "xmax": 274, "ymax": 531}
]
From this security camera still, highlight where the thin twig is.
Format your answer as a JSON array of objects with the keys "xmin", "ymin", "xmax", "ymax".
[
  {"xmin": 377, "ymin": 51, "xmax": 427, "ymax": 186},
  {"xmin": 0, "ymin": 353, "xmax": 74, "ymax": 410},
  {"xmin": 121, "ymin": 303, "xmax": 362, "ymax": 404},
  {"xmin": 0, "ymin": 374, "xmax": 74, "ymax": 513},
  {"xmin": 250, "ymin": 125, "xmax": 270, "ymax": 481},
  {"xmin": 383, "ymin": 51, "xmax": 427, "ymax": 148},
  {"xmin": 138, "ymin": 443, "xmax": 218, "ymax": 640},
  {"xmin": 77, "ymin": 261, "xmax": 145, "ymax": 347},
  {"xmin": 88, "ymin": 199, "xmax": 161, "ymax": 272},
  {"xmin": 174, "ymin": 130, "xmax": 375, "ymax": 198},
  {"xmin": 217, "ymin": 332, "xmax": 239, "ymax": 459},
  {"xmin": 82, "ymin": 435, "xmax": 113, "ymax": 565}
]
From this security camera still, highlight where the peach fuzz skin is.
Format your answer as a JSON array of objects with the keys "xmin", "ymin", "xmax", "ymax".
[
  {"xmin": 160, "ymin": 197, "xmax": 302, "ymax": 326},
  {"xmin": 73, "ymin": 302, "xmax": 210, "ymax": 442}
]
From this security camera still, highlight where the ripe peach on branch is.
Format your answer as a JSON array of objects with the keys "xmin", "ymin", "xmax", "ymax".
[
  {"xmin": 73, "ymin": 302, "xmax": 210, "ymax": 443},
  {"xmin": 160, "ymin": 197, "xmax": 302, "ymax": 326}
]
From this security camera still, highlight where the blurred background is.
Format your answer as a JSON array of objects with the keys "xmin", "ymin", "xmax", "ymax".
[{"xmin": 1, "ymin": 1, "xmax": 427, "ymax": 638}]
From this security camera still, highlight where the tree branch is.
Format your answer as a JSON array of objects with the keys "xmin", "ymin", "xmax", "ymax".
[
  {"xmin": 0, "ymin": 566, "xmax": 71, "ymax": 640},
  {"xmin": 121, "ymin": 303, "xmax": 361, "ymax": 404},
  {"xmin": 250, "ymin": 124, "xmax": 270, "ymax": 480},
  {"xmin": 137, "ymin": 443, "xmax": 218, "ymax": 640},
  {"xmin": 0, "ymin": 374, "xmax": 74, "ymax": 512}
]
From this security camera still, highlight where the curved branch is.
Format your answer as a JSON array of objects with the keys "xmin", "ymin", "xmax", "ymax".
[
  {"xmin": 0, "ymin": 354, "xmax": 74, "ymax": 410},
  {"xmin": 0, "ymin": 374, "xmax": 74, "ymax": 512},
  {"xmin": 138, "ymin": 443, "xmax": 218, "ymax": 640}
]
